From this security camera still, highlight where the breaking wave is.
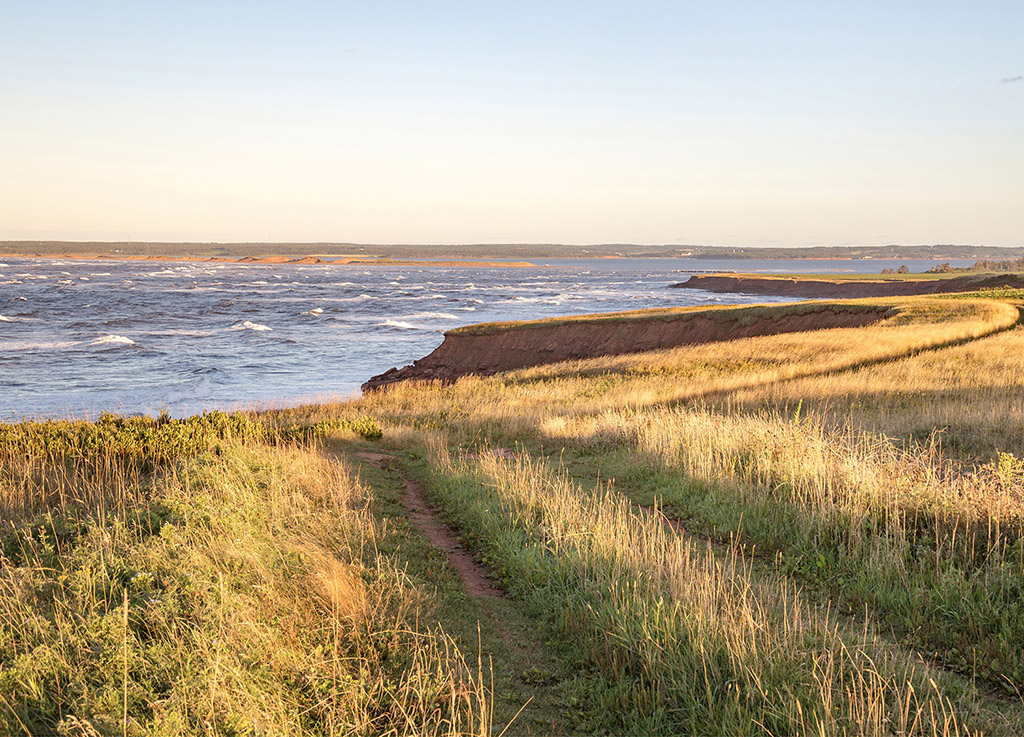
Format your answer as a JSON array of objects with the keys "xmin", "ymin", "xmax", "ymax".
[
  {"xmin": 231, "ymin": 321, "xmax": 273, "ymax": 332},
  {"xmin": 90, "ymin": 335, "xmax": 136, "ymax": 347}
]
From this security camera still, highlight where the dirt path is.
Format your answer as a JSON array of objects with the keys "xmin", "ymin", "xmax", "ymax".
[{"xmin": 354, "ymin": 451, "xmax": 509, "ymax": 604}]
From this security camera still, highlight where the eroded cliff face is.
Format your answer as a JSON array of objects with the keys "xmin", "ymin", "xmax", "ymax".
[
  {"xmin": 674, "ymin": 273, "xmax": 1024, "ymax": 298},
  {"xmin": 362, "ymin": 304, "xmax": 890, "ymax": 391}
]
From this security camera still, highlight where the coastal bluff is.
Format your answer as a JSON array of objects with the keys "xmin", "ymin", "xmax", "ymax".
[
  {"xmin": 362, "ymin": 302, "xmax": 890, "ymax": 391},
  {"xmin": 674, "ymin": 273, "xmax": 1024, "ymax": 298}
]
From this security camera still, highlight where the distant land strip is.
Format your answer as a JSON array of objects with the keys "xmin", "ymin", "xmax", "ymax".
[
  {"xmin": 0, "ymin": 252, "xmax": 539, "ymax": 268},
  {"xmin": 2, "ymin": 240, "xmax": 1024, "ymax": 261}
]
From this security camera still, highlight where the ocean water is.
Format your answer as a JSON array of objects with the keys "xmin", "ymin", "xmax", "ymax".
[{"xmin": 0, "ymin": 256, "xmax": 972, "ymax": 419}]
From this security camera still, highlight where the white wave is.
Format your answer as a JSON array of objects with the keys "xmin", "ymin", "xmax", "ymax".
[
  {"xmin": 457, "ymin": 307, "xmax": 477, "ymax": 311},
  {"xmin": 377, "ymin": 320, "xmax": 419, "ymax": 330},
  {"xmin": 0, "ymin": 315, "xmax": 12, "ymax": 322},
  {"xmin": 401, "ymin": 311, "xmax": 457, "ymax": 320},
  {"xmin": 304, "ymin": 308, "xmax": 324, "ymax": 316},
  {"xmin": 91, "ymin": 335, "xmax": 136, "ymax": 347},
  {"xmin": 90, "ymin": 272, "xmax": 111, "ymax": 276},
  {"xmin": 330, "ymin": 294, "xmax": 378, "ymax": 303},
  {"xmin": 4, "ymin": 340, "xmax": 77, "ymax": 351},
  {"xmin": 465, "ymin": 298, "xmax": 485, "ymax": 304},
  {"xmin": 231, "ymin": 321, "xmax": 273, "ymax": 332},
  {"xmin": 141, "ymin": 328, "xmax": 215, "ymax": 337},
  {"xmin": 0, "ymin": 263, "xmax": 7, "ymax": 268}
]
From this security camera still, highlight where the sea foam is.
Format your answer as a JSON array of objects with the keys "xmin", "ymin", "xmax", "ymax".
[
  {"xmin": 231, "ymin": 321, "xmax": 273, "ymax": 332},
  {"xmin": 91, "ymin": 335, "xmax": 136, "ymax": 346},
  {"xmin": 377, "ymin": 320, "xmax": 419, "ymax": 330},
  {"xmin": 402, "ymin": 312, "xmax": 457, "ymax": 320}
]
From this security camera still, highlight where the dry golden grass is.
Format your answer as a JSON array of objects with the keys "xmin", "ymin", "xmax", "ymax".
[
  {"xmin": 720, "ymin": 323, "xmax": 1024, "ymax": 461},
  {"xmin": 0, "ymin": 441, "xmax": 490, "ymax": 735}
]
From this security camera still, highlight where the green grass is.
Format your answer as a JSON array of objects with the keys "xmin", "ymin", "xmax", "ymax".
[{"xmin": 450, "ymin": 300, "xmax": 888, "ymax": 335}]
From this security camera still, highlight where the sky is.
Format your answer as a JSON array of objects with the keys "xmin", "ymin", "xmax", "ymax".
[{"xmin": 1, "ymin": 1, "xmax": 1021, "ymax": 247}]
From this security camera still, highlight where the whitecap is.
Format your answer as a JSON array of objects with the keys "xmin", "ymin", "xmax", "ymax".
[
  {"xmin": 0, "ymin": 315, "xmax": 12, "ymax": 322},
  {"xmin": 376, "ymin": 320, "xmax": 419, "ymax": 330},
  {"xmin": 141, "ymin": 328, "xmax": 215, "ymax": 337},
  {"xmin": 401, "ymin": 312, "xmax": 457, "ymax": 320},
  {"xmin": 4, "ymin": 340, "xmax": 77, "ymax": 351},
  {"xmin": 90, "ymin": 272, "xmax": 111, "ymax": 276},
  {"xmin": 304, "ymin": 308, "xmax": 324, "ymax": 316},
  {"xmin": 91, "ymin": 335, "xmax": 136, "ymax": 347},
  {"xmin": 231, "ymin": 321, "xmax": 273, "ymax": 332}
]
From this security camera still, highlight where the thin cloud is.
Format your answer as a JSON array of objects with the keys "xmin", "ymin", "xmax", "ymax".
[{"xmin": 1002, "ymin": 75, "xmax": 1023, "ymax": 83}]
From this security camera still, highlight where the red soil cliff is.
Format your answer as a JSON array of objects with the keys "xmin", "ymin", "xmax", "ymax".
[{"xmin": 362, "ymin": 304, "xmax": 890, "ymax": 391}]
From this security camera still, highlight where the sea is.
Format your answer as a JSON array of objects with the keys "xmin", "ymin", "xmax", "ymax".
[{"xmin": 0, "ymin": 256, "xmax": 974, "ymax": 420}]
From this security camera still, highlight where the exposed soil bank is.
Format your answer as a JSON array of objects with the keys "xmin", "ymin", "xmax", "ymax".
[
  {"xmin": 675, "ymin": 273, "xmax": 1024, "ymax": 298},
  {"xmin": 363, "ymin": 303, "xmax": 890, "ymax": 391}
]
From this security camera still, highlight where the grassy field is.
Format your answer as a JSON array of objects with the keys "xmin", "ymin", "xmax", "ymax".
[{"xmin": 3, "ymin": 292, "xmax": 1024, "ymax": 734}]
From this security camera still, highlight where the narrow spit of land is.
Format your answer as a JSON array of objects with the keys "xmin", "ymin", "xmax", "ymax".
[{"xmin": 0, "ymin": 252, "xmax": 540, "ymax": 268}]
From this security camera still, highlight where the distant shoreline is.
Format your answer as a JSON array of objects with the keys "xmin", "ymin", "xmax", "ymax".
[
  {"xmin": 0, "ymin": 253, "xmax": 541, "ymax": 268},
  {"xmin": 3, "ymin": 240, "xmax": 1022, "ymax": 262}
]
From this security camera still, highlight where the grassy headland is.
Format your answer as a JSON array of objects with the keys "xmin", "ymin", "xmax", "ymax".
[{"xmin": 4, "ymin": 291, "xmax": 1024, "ymax": 734}]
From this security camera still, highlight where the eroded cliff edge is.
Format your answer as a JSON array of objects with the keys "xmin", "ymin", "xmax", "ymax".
[
  {"xmin": 362, "ymin": 302, "xmax": 891, "ymax": 391},
  {"xmin": 674, "ymin": 273, "xmax": 1024, "ymax": 298}
]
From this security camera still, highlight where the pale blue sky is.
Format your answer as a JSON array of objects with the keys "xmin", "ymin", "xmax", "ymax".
[{"xmin": 1, "ymin": 2, "xmax": 1021, "ymax": 245}]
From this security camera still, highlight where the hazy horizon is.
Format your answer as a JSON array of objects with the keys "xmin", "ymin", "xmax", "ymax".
[{"xmin": 2, "ymin": 2, "xmax": 1021, "ymax": 246}]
